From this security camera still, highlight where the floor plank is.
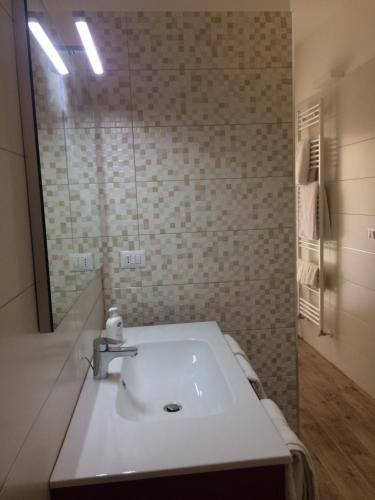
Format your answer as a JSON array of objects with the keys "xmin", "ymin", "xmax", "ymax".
[{"xmin": 298, "ymin": 339, "xmax": 375, "ymax": 500}]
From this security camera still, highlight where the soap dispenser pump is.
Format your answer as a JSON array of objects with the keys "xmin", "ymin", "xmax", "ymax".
[{"xmin": 105, "ymin": 306, "xmax": 124, "ymax": 341}]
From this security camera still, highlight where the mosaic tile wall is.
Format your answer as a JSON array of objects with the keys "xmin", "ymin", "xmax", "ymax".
[
  {"xmin": 30, "ymin": 29, "xmax": 106, "ymax": 327},
  {"xmin": 32, "ymin": 11, "xmax": 297, "ymax": 427}
]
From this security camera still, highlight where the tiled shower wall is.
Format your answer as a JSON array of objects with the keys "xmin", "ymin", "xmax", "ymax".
[{"xmin": 33, "ymin": 11, "xmax": 296, "ymax": 425}]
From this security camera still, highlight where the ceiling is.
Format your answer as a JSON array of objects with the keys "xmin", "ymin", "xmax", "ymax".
[{"xmin": 291, "ymin": 0, "xmax": 349, "ymax": 45}]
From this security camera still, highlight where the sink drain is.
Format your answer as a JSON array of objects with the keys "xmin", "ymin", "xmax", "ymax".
[{"xmin": 163, "ymin": 403, "xmax": 182, "ymax": 413}]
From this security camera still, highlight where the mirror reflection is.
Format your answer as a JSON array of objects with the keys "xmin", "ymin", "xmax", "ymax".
[{"xmin": 28, "ymin": 3, "xmax": 136, "ymax": 327}]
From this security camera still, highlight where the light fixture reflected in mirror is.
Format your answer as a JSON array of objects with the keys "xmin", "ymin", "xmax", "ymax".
[
  {"xmin": 28, "ymin": 19, "xmax": 69, "ymax": 75},
  {"xmin": 74, "ymin": 14, "xmax": 103, "ymax": 75}
]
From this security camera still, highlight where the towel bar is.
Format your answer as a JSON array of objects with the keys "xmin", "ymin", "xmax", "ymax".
[{"xmin": 296, "ymin": 100, "xmax": 330, "ymax": 336}]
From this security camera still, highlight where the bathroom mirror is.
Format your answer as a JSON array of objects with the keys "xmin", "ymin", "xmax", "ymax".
[
  {"xmin": 27, "ymin": 1, "xmax": 105, "ymax": 329},
  {"xmin": 18, "ymin": 0, "xmax": 127, "ymax": 330}
]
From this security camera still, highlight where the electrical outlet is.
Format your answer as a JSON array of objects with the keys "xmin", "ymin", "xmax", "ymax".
[
  {"xmin": 368, "ymin": 228, "xmax": 375, "ymax": 240},
  {"xmin": 119, "ymin": 250, "xmax": 145, "ymax": 269},
  {"xmin": 69, "ymin": 252, "xmax": 94, "ymax": 272}
]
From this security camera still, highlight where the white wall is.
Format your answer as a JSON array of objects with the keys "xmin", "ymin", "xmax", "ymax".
[
  {"xmin": 0, "ymin": 2, "xmax": 104, "ymax": 498},
  {"xmin": 294, "ymin": 1, "xmax": 375, "ymax": 398}
]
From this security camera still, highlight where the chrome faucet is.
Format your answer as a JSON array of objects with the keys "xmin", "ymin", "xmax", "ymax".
[{"xmin": 93, "ymin": 337, "xmax": 138, "ymax": 379}]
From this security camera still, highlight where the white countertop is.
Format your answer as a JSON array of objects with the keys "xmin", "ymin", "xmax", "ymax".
[{"xmin": 50, "ymin": 322, "xmax": 290, "ymax": 488}]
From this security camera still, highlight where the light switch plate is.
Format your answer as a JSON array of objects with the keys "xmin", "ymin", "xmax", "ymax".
[
  {"xmin": 119, "ymin": 250, "xmax": 145, "ymax": 269},
  {"xmin": 69, "ymin": 252, "xmax": 94, "ymax": 272},
  {"xmin": 368, "ymin": 228, "xmax": 375, "ymax": 240}
]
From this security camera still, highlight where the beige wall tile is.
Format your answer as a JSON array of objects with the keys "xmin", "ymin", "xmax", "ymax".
[
  {"xmin": 139, "ymin": 228, "xmax": 294, "ymax": 286},
  {"xmin": 338, "ymin": 137, "xmax": 375, "ymax": 181},
  {"xmin": 0, "ymin": 273, "xmax": 103, "ymax": 496},
  {"xmin": 299, "ymin": 308, "xmax": 375, "ymax": 400},
  {"xmin": 331, "ymin": 213, "xmax": 375, "ymax": 253},
  {"xmin": 0, "ymin": 287, "xmax": 39, "ymax": 488},
  {"xmin": 127, "ymin": 12, "xmax": 291, "ymax": 70},
  {"xmin": 328, "ymin": 178, "xmax": 375, "ymax": 216},
  {"xmin": 134, "ymin": 124, "xmax": 293, "ymax": 182},
  {"xmin": 137, "ymin": 178, "xmax": 294, "ymax": 234},
  {"xmin": 141, "ymin": 279, "xmax": 295, "ymax": 331},
  {"xmin": 338, "ymin": 247, "xmax": 375, "ymax": 292},
  {"xmin": 334, "ymin": 278, "xmax": 375, "ymax": 327},
  {"xmin": 0, "ymin": 292, "xmax": 104, "ymax": 500},
  {"xmin": 228, "ymin": 327, "xmax": 297, "ymax": 428},
  {"xmin": 0, "ymin": 1, "xmax": 12, "ymax": 18},
  {"xmin": 0, "ymin": 150, "xmax": 34, "ymax": 307},
  {"xmin": 337, "ymin": 58, "xmax": 375, "ymax": 147},
  {"xmin": 131, "ymin": 68, "xmax": 292, "ymax": 127},
  {"xmin": 0, "ymin": 7, "xmax": 23, "ymax": 154}
]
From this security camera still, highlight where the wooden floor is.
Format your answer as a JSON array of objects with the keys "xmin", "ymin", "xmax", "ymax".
[{"xmin": 298, "ymin": 340, "xmax": 375, "ymax": 500}]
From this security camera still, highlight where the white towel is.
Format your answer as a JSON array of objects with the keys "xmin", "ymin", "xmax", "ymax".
[
  {"xmin": 224, "ymin": 335, "xmax": 266, "ymax": 399},
  {"xmin": 298, "ymin": 182, "xmax": 319, "ymax": 240},
  {"xmin": 299, "ymin": 182, "xmax": 332, "ymax": 241},
  {"xmin": 295, "ymin": 140, "xmax": 310, "ymax": 185},
  {"xmin": 235, "ymin": 353, "xmax": 266, "ymax": 399},
  {"xmin": 261, "ymin": 399, "xmax": 318, "ymax": 500},
  {"xmin": 224, "ymin": 334, "xmax": 247, "ymax": 357},
  {"xmin": 297, "ymin": 259, "xmax": 319, "ymax": 288}
]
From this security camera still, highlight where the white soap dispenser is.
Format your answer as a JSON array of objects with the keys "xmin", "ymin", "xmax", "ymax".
[{"xmin": 106, "ymin": 306, "xmax": 124, "ymax": 341}]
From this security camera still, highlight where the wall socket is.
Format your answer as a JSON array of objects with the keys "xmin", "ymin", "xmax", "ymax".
[
  {"xmin": 119, "ymin": 250, "xmax": 145, "ymax": 269},
  {"xmin": 368, "ymin": 228, "xmax": 375, "ymax": 240},
  {"xmin": 69, "ymin": 252, "xmax": 94, "ymax": 272}
]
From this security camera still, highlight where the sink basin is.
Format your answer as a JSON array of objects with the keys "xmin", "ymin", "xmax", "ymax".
[
  {"xmin": 50, "ymin": 322, "xmax": 291, "ymax": 489},
  {"xmin": 116, "ymin": 339, "xmax": 234, "ymax": 421}
]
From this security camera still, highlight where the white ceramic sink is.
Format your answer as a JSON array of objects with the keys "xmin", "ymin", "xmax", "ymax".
[
  {"xmin": 51, "ymin": 322, "xmax": 290, "ymax": 489},
  {"xmin": 116, "ymin": 339, "xmax": 233, "ymax": 421}
]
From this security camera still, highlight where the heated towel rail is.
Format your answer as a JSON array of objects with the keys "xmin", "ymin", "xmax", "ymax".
[{"xmin": 296, "ymin": 100, "xmax": 328, "ymax": 336}]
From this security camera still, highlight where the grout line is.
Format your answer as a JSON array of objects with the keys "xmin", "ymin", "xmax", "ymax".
[
  {"xmin": 103, "ymin": 274, "xmax": 296, "ymax": 289},
  {"xmin": 0, "ymin": 283, "xmax": 35, "ymax": 312},
  {"xmin": 0, "ymin": 145, "xmax": 24, "ymax": 158},
  {"xmin": 331, "ymin": 212, "xmax": 375, "ymax": 218},
  {"xmin": 124, "ymin": 15, "xmax": 141, "ymax": 246},
  {"xmin": 222, "ymin": 326, "xmax": 295, "ymax": 333},
  {"xmin": 331, "ymin": 211, "xmax": 375, "ymax": 217},
  {"xmin": 340, "ymin": 245, "xmax": 375, "ymax": 256},
  {"xmin": 127, "ymin": 65, "xmax": 293, "ymax": 72},
  {"xmin": 0, "ymin": 1, "xmax": 12, "ymax": 20},
  {"xmin": 124, "ymin": 14, "xmax": 145, "ymax": 326},
  {"xmin": 38, "ymin": 121, "xmax": 293, "ymax": 131},
  {"xmin": 45, "ymin": 225, "xmax": 295, "ymax": 241},
  {"xmin": 327, "ymin": 176, "xmax": 375, "ymax": 183},
  {"xmin": 40, "ymin": 174, "xmax": 294, "ymax": 187},
  {"xmin": 338, "ymin": 277, "xmax": 375, "ymax": 295},
  {"xmin": 339, "ymin": 134, "xmax": 375, "ymax": 150},
  {"xmin": 0, "ymin": 290, "xmax": 103, "ymax": 491}
]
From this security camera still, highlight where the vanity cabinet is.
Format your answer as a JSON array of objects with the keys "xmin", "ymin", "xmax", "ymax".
[{"xmin": 51, "ymin": 464, "xmax": 285, "ymax": 500}]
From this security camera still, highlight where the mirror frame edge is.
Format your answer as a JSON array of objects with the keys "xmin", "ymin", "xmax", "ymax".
[{"xmin": 13, "ymin": 0, "xmax": 54, "ymax": 332}]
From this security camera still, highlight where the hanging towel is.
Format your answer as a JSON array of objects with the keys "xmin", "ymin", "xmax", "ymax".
[
  {"xmin": 224, "ymin": 334, "xmax": 247, "ymax": 357},
  {"xmin": 224, "ymin": 335, "xmax": 266, "ymax": 399},
  {"xmin": 297, "ymin": 259, "xmax": 319, "ymax": 288},
  {"xmin": 295, "ymin": 140, "xmax": 310, "ymax": 185},
  {"xmin": 235, "ymin": 354, "xmax": 267, "ymax": 399},
  {"xmin": 299, "ymin": 182, "xmax": 319, "ymax": 240},
  {"xmin": 261, "ymin": 399, "xmax": 318, "ymax": 500},
  {"xmin": 299, "ymin": 182, "xmax": 332, "ymax": 241}
]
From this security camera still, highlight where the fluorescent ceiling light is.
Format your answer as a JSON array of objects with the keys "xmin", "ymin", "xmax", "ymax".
[
  {"xmin": 28, "ymin": 21, "xmax": 68, "ymax": 75},
  {"xmin": 75, "ymin": 20, "xmax": 103, "ymax": 75}
]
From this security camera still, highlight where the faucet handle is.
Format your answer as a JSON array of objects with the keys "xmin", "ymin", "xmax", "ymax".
[{"xmin": 94, "ymin": 337, "xmax": 124, "ymax": 352}]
